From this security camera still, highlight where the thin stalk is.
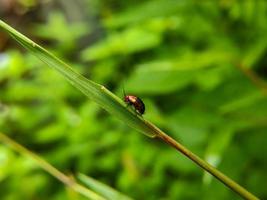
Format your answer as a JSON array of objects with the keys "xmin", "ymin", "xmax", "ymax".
[
  {"xmin": 145, "ymin": 122, "xmax": 259, "ymax": 200},
  {"xmin": 0, "ymin": 132, "xmax": 106, "ymax": 200}
]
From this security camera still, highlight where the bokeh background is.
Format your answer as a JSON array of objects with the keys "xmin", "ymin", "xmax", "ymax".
[{"xmin": 1, "ymin": 0, "xmax": 267, "ymax": 199}]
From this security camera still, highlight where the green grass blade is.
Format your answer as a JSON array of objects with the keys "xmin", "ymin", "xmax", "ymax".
[
  {"xmin": 78, "ymin": 173, "xmax": 133, "ymax": 200},
  {"xmin": 0, "ymin": 20, "xmax": 156, "ymax": 138},
  {"xmin": 0, "ymin": 132, "xmax": 106, "ymax": 200}
]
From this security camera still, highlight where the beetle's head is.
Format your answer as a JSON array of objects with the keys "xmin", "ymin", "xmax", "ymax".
[{"xmin": 124, "ymin": 95, "xmax": 130, "ymax": 103}]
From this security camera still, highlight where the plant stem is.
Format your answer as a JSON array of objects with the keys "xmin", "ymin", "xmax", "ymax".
[
  {"xmin": 151, "ymin": 126, "xmax": 259, "ymax": 200},
  {"xmin": 0, "ymin": 132, "xmax": 106, "ymax": 200}
]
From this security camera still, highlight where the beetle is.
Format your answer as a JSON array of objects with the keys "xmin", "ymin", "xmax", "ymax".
[{"xmin": 123, "ymin": 87, "xmax": 145, "ymax": 115}]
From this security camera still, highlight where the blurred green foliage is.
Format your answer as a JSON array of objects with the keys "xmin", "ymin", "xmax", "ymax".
[{"xmin": 0, "ymin": 0, "xmax": 267, "ymax": 199}]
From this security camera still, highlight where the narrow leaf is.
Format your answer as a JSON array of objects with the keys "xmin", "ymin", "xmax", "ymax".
[
  {"xmin": 78, "ymin": 173, "xmax": 133, "ymax": 200},
  {"xmin": 0, "ymin": 20, "xmax": 156, "ymax": 138}
]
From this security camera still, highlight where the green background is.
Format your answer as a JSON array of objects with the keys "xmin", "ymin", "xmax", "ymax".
[{"xmin": 0, "ymin": 0, "xmax": 267, "ymax": 199}]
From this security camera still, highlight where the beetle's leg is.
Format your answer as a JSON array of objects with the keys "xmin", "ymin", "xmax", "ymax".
[
  {"xmin": 133, "ymin": 109, "xmax": 143, "ymax": 117},
  {"xmin": 127, "ymin": 104, "xmax": 137, "ymax": 114},
  {"xmin": 125, "ymin": 103, "xmax": 130, "ymax": 108}
]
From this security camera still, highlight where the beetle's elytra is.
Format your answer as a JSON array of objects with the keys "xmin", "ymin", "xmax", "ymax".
[{"xmin": 124, "ymin": 95, "xmax": 145, "ymax": 115}]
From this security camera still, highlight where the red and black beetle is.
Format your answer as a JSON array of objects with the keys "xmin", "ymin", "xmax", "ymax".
[{"xmin": 123, "ymin": 88, "xmax": 145, "ymax": 115}]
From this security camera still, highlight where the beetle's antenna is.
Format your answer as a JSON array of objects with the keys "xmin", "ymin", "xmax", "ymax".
[{"xmin": 122, "ymin": 84, "xmax": 126, "ymax": 97}]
